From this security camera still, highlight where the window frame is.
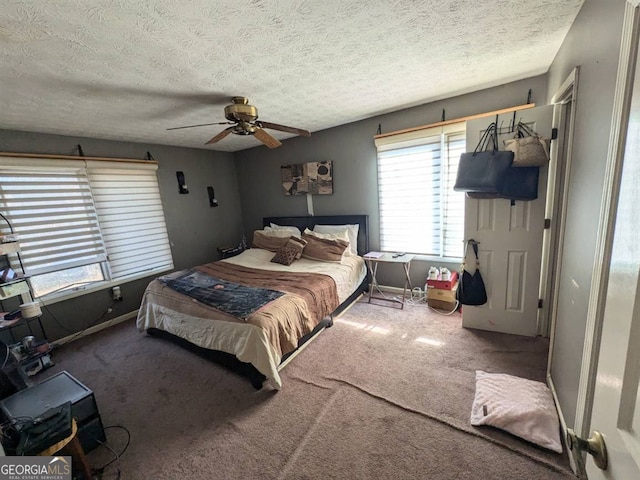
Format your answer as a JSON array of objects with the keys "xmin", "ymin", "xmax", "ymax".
[
  {"xmin": 0, "ymin": 155, "xmax": 174, "ymax": 304},
  {"xmin": 374, "ymin": 122, "xmax": 466, "ymax": 260}
]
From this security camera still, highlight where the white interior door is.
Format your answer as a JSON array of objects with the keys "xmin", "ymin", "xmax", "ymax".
[
  {"xmin": 586, "ymin": 171, "xmax": 640, "ymax": 477},
  {"xmin": 586, "ymin": 7, "xmax": 640, "ymax": 476},
  {"xmin": 462, "ymin": 106, "xmax": 553, "ymax": 337}
]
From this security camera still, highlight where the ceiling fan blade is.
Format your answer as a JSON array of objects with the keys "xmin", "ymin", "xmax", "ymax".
[
  {"xmin": 253, "ymin": 127, "xmax": 283, "ymax": 149},
  {"xmin": 205, "ymin": 127, "xmax": 235, "ymax": 145},
  {"xmin": 257, "ymin": 121, "xmax": 311, "ymax": 137},
  {"xmin": 167, "ymin": 121, "xmax": 233, "ymax": 131}
]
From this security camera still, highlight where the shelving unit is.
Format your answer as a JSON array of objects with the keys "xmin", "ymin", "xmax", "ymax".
[
  {"xmin": 0, "ymin": 314, "xmax": 47, "ymax": 343},
  {"xmin": 0, "ymin": 276, "xmax": 30, "ymax": 301},
  {"xmin": 0, "ymin": 235, "xmax": 50, "ymax": 375},
  {"xmin": 0, "ymin": 240, "xmax": 34, "ymax": 309}
]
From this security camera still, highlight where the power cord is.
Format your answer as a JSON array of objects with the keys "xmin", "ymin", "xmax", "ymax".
[
  {"xmin": 94, "ymin": 440, "xmax": 121, "ymax": 480},
  {"xmin": 368, "ymin": 280, "xmax": 461, "ymax": 316},
  {"xmin": 0, "ymin": 341, "xmax": 10, "ymax": 370},
  {"xmin": 427, "ymin": 300, "xmax": 460, "ymax": 316},
  {"xmin": 411, "ymin": 287, "xmax": 424, "ymax": 301},
  {"xmin": 402, "ymin": 286, "xmax": 430, "ymax": 307},
  {"xmin": 402, "ymin": 286, "xmax": 461, "ymax": 316},
  {"xmin": 28, "ymin": 278, "xmax": 113, "ymax": 335},
  {"xmin": 41, "ymin": 303, "xmax": 78, "ymax": 334},
  {"xmin": 371, "ymin": 282, "xmax": 400, "ymax": 301},
  {"xmin": 0, "ymin": 416, "xmax": 35, "ymax": 454},
  {"xmin": 369, "ymin": 280, "xmax": 417, "ymax": 304},
  {"xmin": 92, "ymin": 425, "xmax": 131, "ymax": 480},
  {"xmin": 49, "ymin": 300, "xmax": 118, "ymax": 349}
]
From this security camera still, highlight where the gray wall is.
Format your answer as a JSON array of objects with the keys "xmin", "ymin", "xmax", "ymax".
[
  {"xmin": 234, "ymin": 75, "xmax": 548, "ymax": 288},
  {"xmin": 545, "ymin": 0, "xmax": 625, "ymax": 429},
  {"xmin": 0, "ymin": 129, "xmax": 243, "ymax": 341}
]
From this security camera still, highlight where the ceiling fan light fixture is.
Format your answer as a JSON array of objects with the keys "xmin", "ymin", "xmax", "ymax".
[
  {"xmin": 167, "ymin": 96, "xmax": 310, "ymax": 148},
  {"xmin": 233, "ymin": 122, "xmax": 255, "ymax": 135}
]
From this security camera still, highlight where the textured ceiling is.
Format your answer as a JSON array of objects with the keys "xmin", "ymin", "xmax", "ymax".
[{"xmin": 0, "ymin": 0, "xmax": 584, "ymax": 152}]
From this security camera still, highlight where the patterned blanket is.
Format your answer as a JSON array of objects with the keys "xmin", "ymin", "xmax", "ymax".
[{"xmin": 161, "ymin": 269, "xmax": 284, "ymax": 320}]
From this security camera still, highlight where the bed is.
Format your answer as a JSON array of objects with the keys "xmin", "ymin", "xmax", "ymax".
[{"xmin": 136, "ymin": 215, "xmax": 369, "ymax": 389}]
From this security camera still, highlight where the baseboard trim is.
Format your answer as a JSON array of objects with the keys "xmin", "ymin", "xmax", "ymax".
[
  {"xmin": 547, "ymin": 374, "xmax": 581, "ymax": 478},
  {"xmin": 370, "ymin": 284, "xmax": 427, "ymax": 303},
  {"xmin": 51, "ymin": 309, "xmax": 138, "ymax": 347},
  {"xmin": 371, "ymin": 284, "xmax": 409, "ymax": 295}
]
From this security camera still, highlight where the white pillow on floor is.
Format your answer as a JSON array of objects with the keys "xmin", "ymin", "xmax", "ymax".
[{"xmin": 470, "ymin": 370, "xmax": 563, "ymax": 453}]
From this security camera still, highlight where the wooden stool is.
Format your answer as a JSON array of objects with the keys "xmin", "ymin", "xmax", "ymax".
[{"xmin": 39, "ymin": 419, "xmax": 93, "ymax": 480}]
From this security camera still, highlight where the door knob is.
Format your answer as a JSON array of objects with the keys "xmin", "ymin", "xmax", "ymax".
[{"xmin": 567, "ymin": 428, "xmax": 608, "ymax": 470}]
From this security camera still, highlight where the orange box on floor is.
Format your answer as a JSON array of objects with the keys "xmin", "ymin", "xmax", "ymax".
[{"xmin": 425, "ymin": 271, "xmax": 458, "ymax": 290}]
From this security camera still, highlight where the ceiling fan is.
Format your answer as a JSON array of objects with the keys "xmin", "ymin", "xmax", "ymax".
[{"xmin": 166, "ymin": 96, "xmax": 311, "ymax": 148}]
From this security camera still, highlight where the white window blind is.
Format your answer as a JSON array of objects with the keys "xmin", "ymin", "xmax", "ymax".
[
  {"xmin": 0, "ymin": 165, "xmax": 107, "ymax": 275},
  {"xmin": 375, "ymin": 123, "xmax": 466, "ymax": 258},
  {"xmin": 442, "ymin": 132, "xmax": 466, "ymax": 257},
  {"xmin": 86, "ymin": 162, "xmax": 173, "ymax": 279},
  {"xmin": 0, "ymin": 157, "xmax": 173, "ymax": 298}
]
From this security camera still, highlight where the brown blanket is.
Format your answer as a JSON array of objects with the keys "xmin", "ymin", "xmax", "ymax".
[{"xmin": 187, "ymin": 262, "xmax": 339, "ymax": 356}]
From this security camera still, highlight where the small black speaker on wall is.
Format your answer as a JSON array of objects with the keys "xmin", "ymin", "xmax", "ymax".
[
  {"xmin": 207, "ymin": 186, "xmax": 218, "ymax": 207},
  {"xmin": 176, "ymin": 171, "xmax": 189, "ymax": 194}
]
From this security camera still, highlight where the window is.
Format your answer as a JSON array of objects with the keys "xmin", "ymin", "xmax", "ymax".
[
  {"xmin": 0, "ymin": 157, "xmax": 173, "ymax": 298},
  {"xmin": 86, "ymin": 163, "xmax": 173, "ymax": 279},
  {"xmin": 375, "ymin": 123, "xmax": 466, "ymax": 259}
]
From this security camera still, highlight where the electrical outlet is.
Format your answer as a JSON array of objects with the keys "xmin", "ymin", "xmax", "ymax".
[{"xmin": 112, "ymin": 286, "xmax": 122, "ymax": 301}]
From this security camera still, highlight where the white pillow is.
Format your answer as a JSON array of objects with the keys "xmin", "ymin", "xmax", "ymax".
[
  {"xmin": 470, "ymin": 370, "xmax": 562, "ymax": 453},
  {"xmin": 266, "ymin": 224, "xmax": 302, "ymax": 237},
  {"xmin": 260, "ymin": 227, "xmax": 293, "ymax": 238},
  {"xmin": 313, "ymin": 224, "xmax": 359, "ymax": 255},
  {"xmin": 303, "ymin": 227, "xmax": 350, "ymax": 245}
]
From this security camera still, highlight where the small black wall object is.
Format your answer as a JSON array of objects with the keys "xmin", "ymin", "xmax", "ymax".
[
  {"xmin": 176, "ymin": 171, "xmax": 189, "ymax": 194},
  {"xmin": 207, "ymin": 186, "xmax": 218, "ymax": 207}
]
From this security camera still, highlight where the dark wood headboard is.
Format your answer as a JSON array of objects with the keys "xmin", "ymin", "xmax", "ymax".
[{"xmin": 262, "ymin": 215, "xmax": 369, "ymax": 255}]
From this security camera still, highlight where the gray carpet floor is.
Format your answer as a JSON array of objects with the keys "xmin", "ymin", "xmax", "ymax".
[{"xmin": 42, "ymin": 299, "xmax": 574, "ymax": 479}]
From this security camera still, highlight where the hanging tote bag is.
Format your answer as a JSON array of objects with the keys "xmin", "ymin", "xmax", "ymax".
[
  {"xmin": 503, "ymin": 122, "xmax": 550, "ymax": 167},
  {"xmin": 456, "ymin": 240, "xmax": 488, "ymax": 306},
  {"xmin": 454, "ymin": 122, "xmax": 514, "ymax": 193},
  {"xmin": 466, "ymin": 165, "xmax": 540, "ymax": 201}
]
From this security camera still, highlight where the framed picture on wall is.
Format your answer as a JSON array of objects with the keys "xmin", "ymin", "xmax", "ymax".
[{"xmin": 281, "ymin": 161, "xmax": 333, "ymax": 195}]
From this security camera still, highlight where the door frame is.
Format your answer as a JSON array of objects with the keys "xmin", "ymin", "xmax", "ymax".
[
  {"xmin": 546, "ymin": 2, "xmax": 640, "ymax": 476},
  {"xmin": 544, "ymin": 66, "xmax": 580, "ymax": 474},
  {"xmin": 539, "ymin": 67, "xmax": 580, "ymax": 339}
]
